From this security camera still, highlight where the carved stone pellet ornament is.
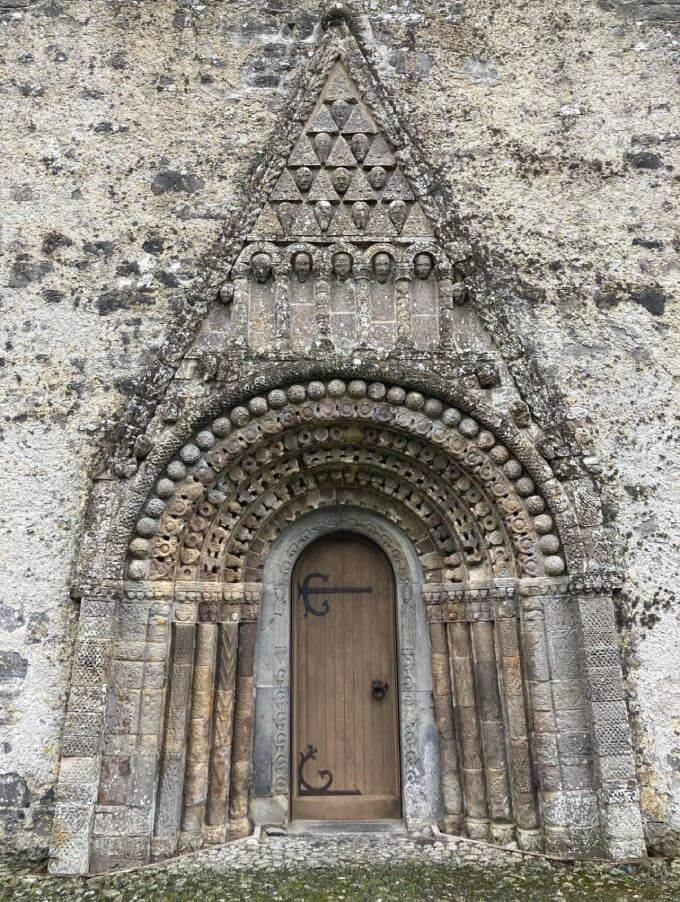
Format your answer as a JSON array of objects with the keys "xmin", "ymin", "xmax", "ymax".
[{"xmin": 50, "ymin": 2, "xmax": 646, "ymax": 878}]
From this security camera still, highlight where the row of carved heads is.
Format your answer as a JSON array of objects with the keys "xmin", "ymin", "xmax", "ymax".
[{"xmin": 229, "ymin": 243, "xmax": 457, "ymax": 286}]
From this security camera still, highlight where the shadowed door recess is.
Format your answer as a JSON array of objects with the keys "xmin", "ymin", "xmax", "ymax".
[{"xmin": 292, "ymin": 533, "xmax": 401, "ymax": 819}]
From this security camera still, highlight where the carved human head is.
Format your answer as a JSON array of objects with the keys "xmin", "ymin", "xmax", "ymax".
[
  {"xmin": 351, "ymin": 201, "xmax": 369, "ymax": 231},
  {"xmin": 332, "ymin": 167, "xmax": 351, "ymax": 194},
  {"xmin": 295, "ymin": 166, "xmax": 314, "ymax": 192},
  {"xmin": 373, "ymin": 252, "xmax": 393, "ymax": 284},
  {"xmin": 368, "ymin": 166, "xmax": 387, "ymax": 190},
  {"xmin": 251, "ymin": 252, "xmax": 272, "ymax": 284},
  {"xmin": 331, "ymin": 99, "xmax": 350, "ymax": 128},
  {"xmin": 293, "ymin": 251, "xmax": 313, "ymax": 283},
  {"xmin": 314, "ymin": 200, "xmax": 333, "ymax": 233},
  {"xmin": 351, "ymin": 133, "xmax": 370, "ymax": 162},
  {"xmin": 414, "ymin": 252, "xmax": 434, "ymax": 281},
  {"xmin": 278, "ymin": 202, "xmax": 294, "ymax": 234},
  {"xmin": 315, "ymin": 132, "xmax": 331, "ymax": 164},
  {"xmin": 389, "ymin": 199, "xmax": 407, "ymax": 232},
  {"xmin": 332, "ymin": 251, "xmax": 352, "ymax": 281}
]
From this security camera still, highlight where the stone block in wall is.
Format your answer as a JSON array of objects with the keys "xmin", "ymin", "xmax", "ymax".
[
  {"xmin": 587, "ymin": 667, "xmax": 626, "ymax": 702},
  {"xmin": 117, "ymin": 602, "xmax": 151, "ymax": 642},
  {"xmin": 552, "ymin": 679, "xmax": 586, "ymax": 710},
  {"xmin": 93, "ymin": 804, "xmax": 149, "ymax": 837},
  {"xmin": 561, "ymin": 763, "xmax": 594, "ymax": 792},
  {"xmin": 129, "ymin": 756, "xmax": 157, "ymax": 809},
  {"xmin": 60, "ymin": 711, "xmax": 105, "ymax": 757},
  {"xmin": 112, "ymin": 661, "xmax": 145, "ymax": 691},
  {"xmin": 55, "ymin": 757, "xmax": 99, "ymax": 807},
  {"xmin": 598, "ymin": 753, "xmax": 638, "ymax": 782},
  {"xmin": 569, "ymin": 825, "xmax": 603, "ymax": 857},
  {"xmin": 547, "ymin": 633, "xmax": 581, "ymax": 681},
  {"xmin": 601, "ymin": 803, "xmax": 647, "ymax": 857},
  {"xmin": 593, "ymin": 725, "xmax": 634, "ymax": 757},
  {"xmin": 556, "ymin": 708, "xmax": 588, "ymax": 733},
  {"xmin": 90, "ymin": 834, "xmax": 149, "ymax": 874},
  {"xmin": 599, "ymin": 779, "xmax": 640, "ymax": 805},
  {"xmin": 71, "ymin": 639, "xmax": 113, "ymax": 687},
  {"xmin": 142, "ymin": 662, "xmax": 166, "ymax": 690},
  {"xmin": 98, "ymin": 756, "xmax": 132, "ymax": 806},
  {"xmin": 48, "ymin": 803, "xmax": 93, "ymax": 875},
  {"xmin": 107, "ymin": 689, "xmax": 142, "ymax": 735},
  {"xmin": 557, "ymin": 731, "xmax": 592, "ymax": 760},
  {"xmin": 139, "ymin": 689, "xmax": 164, "ymax": 734},
  {"xmin": 541, "ymin": 791, "xmax": 600, "ymax": 830}
]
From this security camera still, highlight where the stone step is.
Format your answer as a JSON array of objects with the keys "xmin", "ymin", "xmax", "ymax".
[{"xmin": 286, "ymin": 819, "xmax": 407, "ymax": 836}]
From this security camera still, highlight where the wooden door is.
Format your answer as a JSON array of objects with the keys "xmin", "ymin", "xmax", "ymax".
[{"xmin": 292, "ymin": 533, "xmax": 401, "ymax": 819}]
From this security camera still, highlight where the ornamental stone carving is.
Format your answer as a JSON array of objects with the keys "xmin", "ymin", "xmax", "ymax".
[{"xmin": 50, "ymin": 4, "xmax": 646, "ymax": 878}]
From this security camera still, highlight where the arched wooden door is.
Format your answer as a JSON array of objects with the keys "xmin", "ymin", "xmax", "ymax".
[{"xmin": 291, "ymin": 532, "xmax": 401, "ymax": 819}]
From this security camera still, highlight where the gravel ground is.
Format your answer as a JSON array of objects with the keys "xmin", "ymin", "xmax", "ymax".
[{"xmin": 2, "ymin": 831, "xmax": 679, "ymax": 901}]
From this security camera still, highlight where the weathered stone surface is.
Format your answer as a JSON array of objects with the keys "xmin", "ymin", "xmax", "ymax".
[{"xmin": 1, "ymin": 0, "xmax": 678, "ymax": 869}]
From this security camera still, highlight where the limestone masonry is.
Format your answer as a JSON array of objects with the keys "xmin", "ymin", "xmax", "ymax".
[{"xmin": 0, "ymin": 0, "xmax": 678, "ymax": 874}]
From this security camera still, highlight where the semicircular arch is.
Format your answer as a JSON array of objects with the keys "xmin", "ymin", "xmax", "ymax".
[{"xmin": 124, "ymin": 377, "xmax": 575, "ymax": 586}]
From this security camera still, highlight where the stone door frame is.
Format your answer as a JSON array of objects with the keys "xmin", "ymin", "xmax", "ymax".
[{"xmin": 250, "ymin": 508, "xmax": 443, "ymax": 829}]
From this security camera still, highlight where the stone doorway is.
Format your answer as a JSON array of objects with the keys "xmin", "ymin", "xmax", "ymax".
[
  {"xmin": 251, "ymin": 508, "xmax": 443, "ymax": 833},
  {"xmin": 291, "ymin": 532, "xmax": 401, "ymax": 820}
]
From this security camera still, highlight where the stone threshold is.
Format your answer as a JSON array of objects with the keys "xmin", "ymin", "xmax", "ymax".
[{"xmin": 285, "ymin": 819, "xmax": 408, "ymax": 836}]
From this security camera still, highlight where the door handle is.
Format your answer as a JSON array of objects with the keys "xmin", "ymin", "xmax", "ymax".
[{"xmin": 371, "ymin": 679, "xmax": 389, "ymax": 700}]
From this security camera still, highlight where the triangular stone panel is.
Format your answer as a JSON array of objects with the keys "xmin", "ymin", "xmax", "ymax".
[
  {"xmin": 270, "ymin": 169, "xmax": 303, "ymax": 202},
  {"xmin": 288, "ymin": 134, "xmax": 320, "ymax": 166},
  {"xmin": 325, "ymin": 69, "xmax": 358, "ymax": 102},
  {"xmin": 328, "ymin": 203, "xmax": 360, "ymax": 237},
  {"xmin": 363, "ymin": 135, "xmax": 396, "ymax": 167},
  {"xmin": 326, "ymin": 135, "xmax": 357, "ymax": 167},
  {"xmin": 366, "ymin": 203, "xmax": 397, "ymax": 237},
  {"xmin": 307, "ymin": 168, "xmax": 341, "ymax": 202},
  {"xmin": 342, "ymin": 104, "xmax": 377, "ymax": 134},
  {"xmin": 251, "ymin": 203, "xmax": 283, "ymax": 238},
  {"xmin": 307, "ymin": 104, "xmax": 339, "ymax": 134},
  {"xmin": 382, "ymin": 169, "xmax": 414, "ymax": 201},
  {"xmin": 401, "ymin": 201, "xmax": 434, "ymax": 237},
  {"xmin": 344, "ymin": 169, "xmax": 377, "ymax": 202}
]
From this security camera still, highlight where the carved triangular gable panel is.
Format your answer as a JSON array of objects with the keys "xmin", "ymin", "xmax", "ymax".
[
  {"xmin": 249, "ymin": 59, "xmax": 442, "ymax": 244},
  {"xmin": 104, "ymin": 12, "xmax": 478, "ymax": 474}
]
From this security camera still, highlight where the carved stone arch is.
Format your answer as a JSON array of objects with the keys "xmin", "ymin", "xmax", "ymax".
[
  {"xmin": 235, "ymin": 241, "xmax": 281, "ymax": 267},
  {"xmin": 363, "ymin": 242, "xmax": 402, "ymax": 265},
  {"xmin": 50, "ymin": 5, "xmax": 646, "ymax": 875},
  {"xmin": 123, "ymin": 379, "xmax": 569, "ymax": 587}
]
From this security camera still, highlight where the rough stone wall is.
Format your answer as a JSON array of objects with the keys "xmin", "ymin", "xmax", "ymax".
[{"xmin": 0, "ymin": 0, "xmax": 677, "ymax": 858}]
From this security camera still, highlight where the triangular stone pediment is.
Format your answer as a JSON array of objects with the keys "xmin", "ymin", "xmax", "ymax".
[
  {"xmin": 250, "ymin": 58, "xmax": 441, "ymax": 243},
  {"xmin": 104, "ymin": 11, "xmax": 477, "ymax": 473}
]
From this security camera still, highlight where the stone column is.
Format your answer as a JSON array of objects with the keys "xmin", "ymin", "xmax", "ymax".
[
  {"xmin": 313, "ymin": 259, "xmax": 332, "ymax": 347},
  {"xmin": 180, "ymin": 618, "xmax": 218, "ymax": 849},
  {"xmin": 495, "ymin": 609, "xmax": 542, "ymax": 850},
  {"xmin": 395, "ymin": 262, "xmax": 413, "ymax": 347},
  {"xmin": 205, "ymin": 621, "xmax": 238, "ymax": 840},
  {"xmin": 574, "ymin": 590, "xmax": 646, "ymax": 858},
  {"xmin": 447, "ymin": 620, "xmax": 489, "ymax": 839},
  {"xmin": 273, "ymin": 261, "xmax": 291, "ymax": 351},
  {"xmin": 354, "ymin": 262, "xmax": 373, "ymax": 346},
  {"xmin": 521, "ymin": 592, "xmax": 599, "ymax": 856},
  {"xmin": 470, "ymin": 619, "xmax": 514, "ymax": 843},
  {"xmin": 88, "ymin": 591, "xmax": 172, "ymax": 873},
  {"xmin": 48, "ymin": 592, "xmax": 118, "ymax": 875},
  {"xmin": 152, "ymin": 621, "xmax": 196, "ymax": 859},
  {"xmin": 437, "ymin": 261, "xmax": 455, "ymax": 349},
  {"xmin": 427, "ymin": 616, "xmax": 463, "ymax": 833},
  {"xmin": 228, "ymin": 262, "xmax": 250, "ymax": 349},
  {"xmin": 228, "ymin": 620, "xmax": 257, "ymax": 838}
]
